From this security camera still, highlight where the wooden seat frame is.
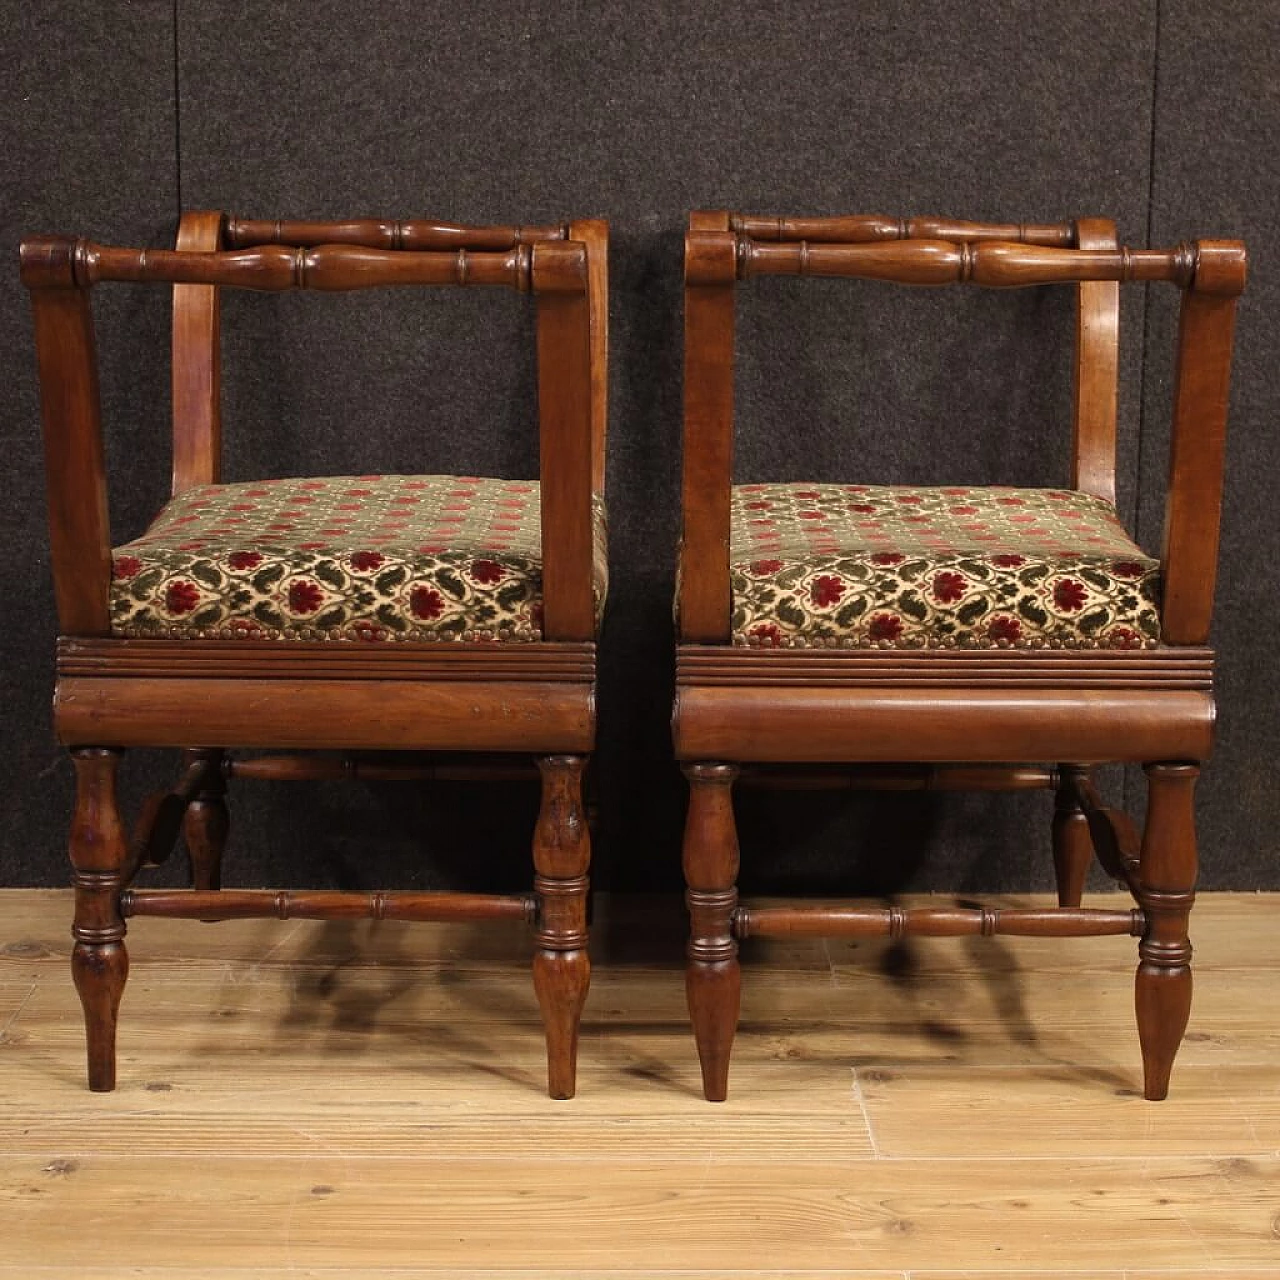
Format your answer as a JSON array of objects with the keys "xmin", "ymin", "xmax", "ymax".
[
  {"xmin": 676, "ymin": 210, "xmax": 1246, "ymax": 1101},
  {"xmin": 23, "ymin": 212, "xmax": 608, "ymax": 1099}
]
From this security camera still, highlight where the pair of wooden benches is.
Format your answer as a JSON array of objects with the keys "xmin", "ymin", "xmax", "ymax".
[{"xmin": 22, "ymin": 211, "xmax": 1245, "ymax": 1100}]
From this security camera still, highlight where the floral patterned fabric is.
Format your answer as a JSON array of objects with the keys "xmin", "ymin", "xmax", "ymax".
[
  {"xmin": 111, "ymin": 474, "xmax": 608, "ymax": 642},
  {"xmin": 730, "ymin": 483, "xmax": 1160, "ymax": 649}
]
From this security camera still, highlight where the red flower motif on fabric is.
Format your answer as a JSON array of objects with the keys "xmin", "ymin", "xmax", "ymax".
[
  {"xmin": 750, "ymin": 559, "xmax": 784, "ymax": 576},
  {"xmin": 350, "ymin": 551, "xmax": 385, "ymax": 572},
  {"xmin": 871, "ymin": 552, "xmax": 905, "ymax": 565},
  {"xmin": 810, "ymin": 575, "xmax": 846, "ymax": 607},
  {"xmin": 868, "ymin": 613, "xmax": 903, "ymax": 642},
  {"xmin": 849, "ymin": 503, "xmax": 875, "ymax": 513},
  {"xmin": 113, "ymin": 556, "xmax": 141, "ymax": 580},
  {"xmin": 287, "ymin": 580, "xmax": 324, "ymax": 614},
  {"xmin": 1112, "ymin": 561, "xmax": 1147, "ymax": 578},
  {"xmin": 932, "ymin": 571, "xmax": 967, "ymax": 603},
  {"xmin": 410, "ymin": 586, "xmax": 445, "ymax": 620},
  {"xmin": 1053, "ymin": 578, "xmax": 1088, "ymax": 612},
  {"xmin": 164, "ymin": 581, "xmax": 199, "ymax": 615},
  {"xmin": 469, "ymin": 559, "xmax": 506, "ymax": 585},
  {"xmin": 227, "ymin": 551, "xmax": 263, "ymax": 571},
  {"xmin": 988, "ymin": 615, "xmax": 1022, "ymax": 644},
  {"xmin": 748, "ymin": 623, "xmax": 784, "ymax": 647},
  {"xmin": 992, "ymin": 554, "xmax": 1026, "ymax": 567},
  {"xmin": 1106, "ymin": 627, "xmax": 1144, "ymax": 650},
  {"xmin": 896, "ymin": 494, "xmax": 922, "ymax": 504}
]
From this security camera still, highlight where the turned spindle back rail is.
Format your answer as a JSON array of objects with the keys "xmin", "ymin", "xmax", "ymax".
[
  {"xmin": 223, "ymin": 217, "xmax": 567, "ymax": 250},
  {"xmin": 680, "ymin": 211, "xmax": 1247, "ymax": 646},
  {"xmin": 43, "ymin": 240, "xmax": 546, "ymax": 292},
  {"xmin": 22, "ymin": 213, "xmax": 609, "ymax": 643}
]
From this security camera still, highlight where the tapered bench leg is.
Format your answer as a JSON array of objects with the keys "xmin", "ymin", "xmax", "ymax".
[
  {"xmin": 532, "ymin": 754, "xmax": 591, "ymax": 1099},
  {"xmin": 183, "ymin": 747, "xmax": 228, "ymax": 892},
  {"xmin": 1135, "ymin": 762, "xmax": 1199, "ymax": 1100},
  {"xmin": 1052, "ymin": 764, "xmax": 1094, "ymax": 908},
  {"xmin": 683, "ymin": 762, "xmax": 741, "ymax": 1102},
  {"xmin": 68, "ymin": 747, "xmax": 130, "ymax": 1092}
]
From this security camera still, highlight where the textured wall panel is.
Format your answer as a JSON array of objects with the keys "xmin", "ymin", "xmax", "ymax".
[
  {"xmin": 20, "ymin": 4, "xmax": 1248, "ymax": 896},
  {"xmin": 3, "ymin": 2, "xmax": 177, "ymax": 885},
  {"xmin": 173, "ymin": 0, "xmax": 1160, "ymax": 895},
  {"xmin": 1140, "ymin": 0, "xmax": 1280, "ymax": 886}
]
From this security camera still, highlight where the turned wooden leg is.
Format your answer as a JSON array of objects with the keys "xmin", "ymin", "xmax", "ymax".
[
  {"xmin": 1135, "ymin": 762, "xmax": 1199, "ymax": 1101},
  {"xmin": 183, "ymin": 748, "xmax": 228, "ymax": 892},
  {"xmin": 531, "ymin": 755, "xmax": 591, "ymax": 1100},
  {"xmin": 68, "ymin": 747, "xmax": 130, "ymax": 1092},
  {"xmin": 1052, "ymin": 764, "xmax": 1094, "ymax": 908},
  {"xmin": 683, "ymin": 762, "xmax": 741, "ymax": 1102}
]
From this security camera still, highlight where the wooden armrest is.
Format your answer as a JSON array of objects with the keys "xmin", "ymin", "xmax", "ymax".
[
  {"xmin": 24, "ymin": 216, "xmax": 610, "ymax": 644},
  {"xmin": 679, "ymin": 216, "xmax": 736, "ymax": 642},
  {"xmin": 678, "ymin": 211, "xmax": 1247, "ymax": 648},
  {"xmin": 534, "ymin": 235, "xmax": 604, "ymax": 641},
  {"xmin": 1161, "ymin": 241, "xmax": 1248, "ymax": 645},
  {"xmin": 21, "ymin": 236, "xmax": 111, "ymax": 635}
]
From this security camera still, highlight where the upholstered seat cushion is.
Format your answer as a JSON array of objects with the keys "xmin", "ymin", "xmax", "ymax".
[
  {"xmin": 111, "ymin": 474, "xmax": 608, "ymax": 642},
  {"xmin": 730, "ymin": 483, "xmax": 1160, "ymax": 649}
]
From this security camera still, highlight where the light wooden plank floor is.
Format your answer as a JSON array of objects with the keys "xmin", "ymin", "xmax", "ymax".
[{"xmin": 1, "ymin": 888, "xmax": 1278, "ymax": 1277}]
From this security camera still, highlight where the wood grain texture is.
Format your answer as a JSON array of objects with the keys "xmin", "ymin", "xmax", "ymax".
[
  {"xmin": 1135, "ymin": 763, "xmax": 1199, "ymax": 1100},
  {"xmin": 57, "ymin": 637, "xmax": 596, "ymax": 681},
  {"xmin": 679, "ymin": 215, "xmax": 735, "ymax": 641},
  {"xmin": 223, "ymin": 217, "xmax": 567, "ymax": 249},
  {"xmin": 672, "ymin": 685, "xmax": 1215, "ymax": 763},
  {"xmin": 569, "ymin": 218, "xmax": 610, "ymax": 496},
  {"xmin": 0, "ymin": 1155, "xmax": 1274, "ymax": 1271},
  {"xmin": 4, "ymin": 889, "xmax": 1276, "ymax": 1273},
  {"xmin": 677, "ymin": 646, "xmax": 1215, "ymax": 689},
  {"xmin": 66, "ymin": 749, "xmax": 128, "ymax": 1091},
  {"xmin": 23, "ymin": 213, "xmax": 608, "ymax": 1101},
  {"xmin": 1160, "ymin": 243, "xmax": 1247, "ymax": 644},
  {"xmin": 683, "ymin": 762, "xmax": 741, "ymax": 1101},
  {"xmin": 673, "ymin": 211, "xmax": 1245, "ymax": 1107},
  {"xmin": 53, "ymin": 677, "xmax": 595, "ymax": 751},
  {"xmin": 48, "ymin": 240, "xmax": 537, "ymax": 292},
  {"xmin": 732, "ymin": 213, "xmax": 1078, "ymax": 245},
  {"xmin": 24, "ymin": 246, "xmax": 111, "ymax": 635},
  {"xmin": 1072, "ymin": 217, "xmax": 1121, "ymax": 503},
  {"xmin": 121, "ymin": 888, "xmax": 535, "ymax": 923},
  {"xmin": 170, "ymin": 210, "xmax": 224, "ymax": 493},
  {"xmin": 736, "ymin": 238, "xmax": 1204, "ymax": 287},
  {"xmin": 179, "ymin": 747, "xmax": 227, "ymax": 893},
  {"xmin": 531, "ymin": 755, "xmax": 591, "ymax": 1098},
  {"xmin": 534, "ymin": 241, "xmax": 597, "ymax": 640}
]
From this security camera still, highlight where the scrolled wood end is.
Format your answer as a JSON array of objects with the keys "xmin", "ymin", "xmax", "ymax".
[
  {"xmin": 685, "ymin": 229, "xmax": 737, "ymax": 286},
  {"xmin": 19, "ymin": 235, "xmax": 82, "ymax": 288},
  {"xmin": 1191, "ymin": 240, "xmax": 1248, "ymax": 297},
  {"xmin": 531, "ymin": 240, "xmax": 587, "ymax": 294}
]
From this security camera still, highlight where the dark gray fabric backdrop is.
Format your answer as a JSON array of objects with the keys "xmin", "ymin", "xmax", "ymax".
[{"xmin": 4, "ymin": 1, "xmax": 1276, "ymax": 895}]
